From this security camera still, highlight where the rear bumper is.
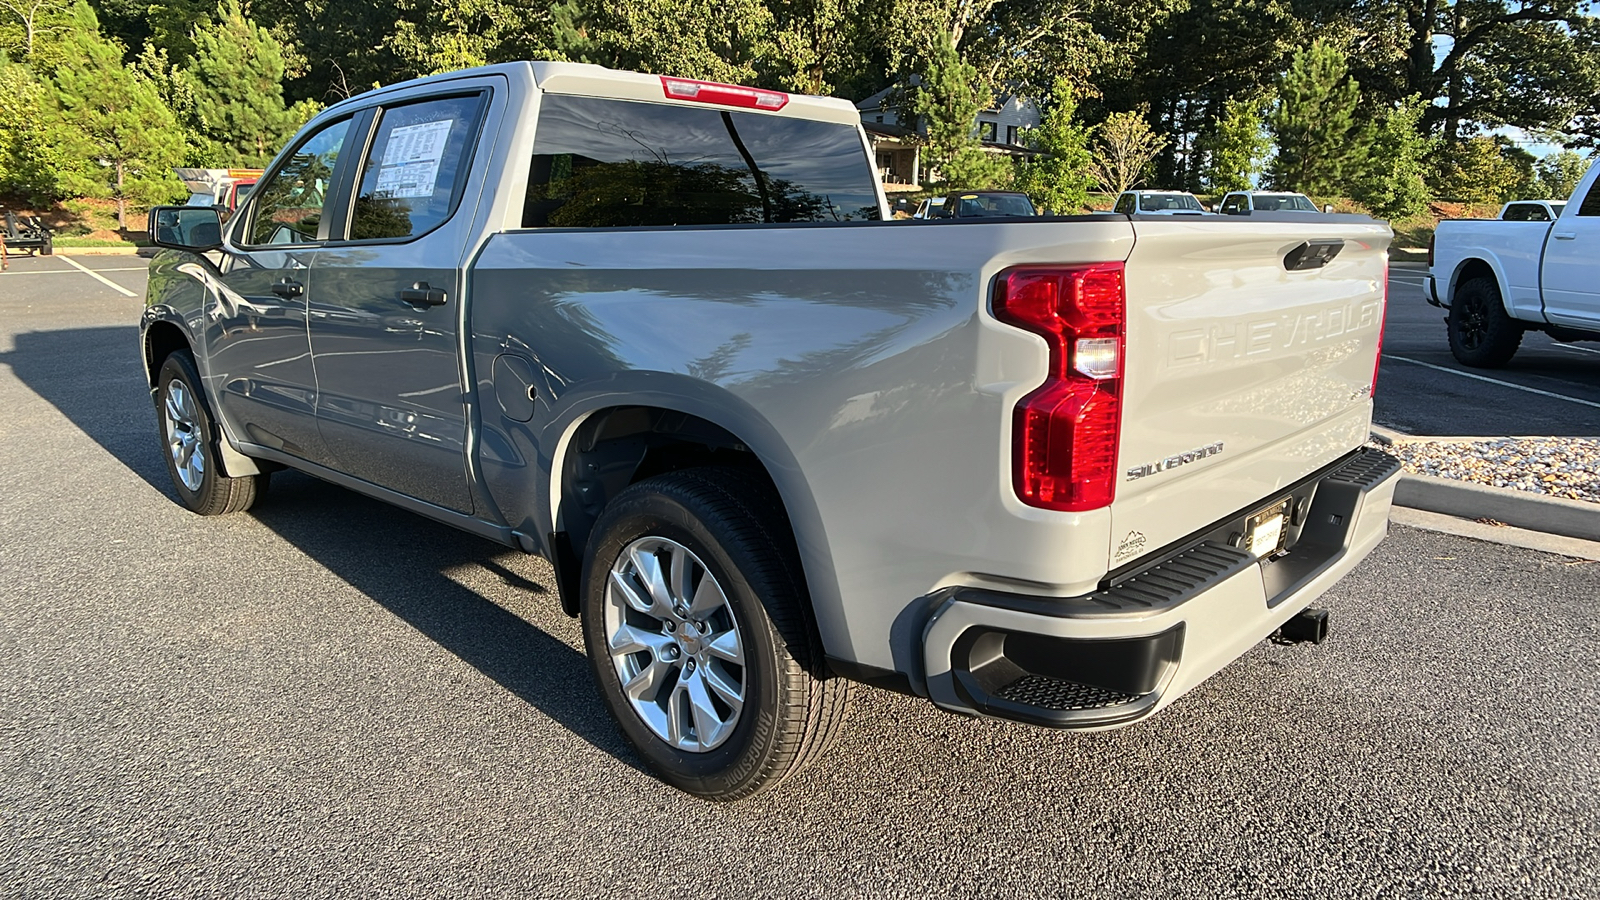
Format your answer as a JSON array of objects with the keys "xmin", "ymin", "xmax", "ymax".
[{"xmin": 921, "ymin": 447, "xmax": 1401, "ymax": 729}]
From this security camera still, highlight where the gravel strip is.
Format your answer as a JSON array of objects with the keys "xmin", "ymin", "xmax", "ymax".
[{"xmin": 1375, "ymin": 437, "xmax": 1600, "ymax": 504}]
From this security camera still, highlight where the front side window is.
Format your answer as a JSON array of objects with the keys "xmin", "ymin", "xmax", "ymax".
[
  {"xmin": 1115, "ymin": 194, "xmax": 1134, "ymax": 214},
  {"xmin": 349, "ymin": 93, "xmax": 485, "ymax": 241},
  {"xmin": 523, "ymin": 95, "xmax": 881, "ymax": 228},
  {"xmin": 247, "ymin": 118, "xmax": 351, "ymax": 246},
  {"xmin": 1221, "ymin": 195, "xmax": 1244, "ymax": 213}
]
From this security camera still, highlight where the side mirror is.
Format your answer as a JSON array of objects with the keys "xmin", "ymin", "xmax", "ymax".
[
  {"xmin": 1322, "ymin": 204, "xmax": 1334, "ymax": 214},
  {"xmin": 148, "ymin": 206, "xmax": 224, "ymax": 251}
]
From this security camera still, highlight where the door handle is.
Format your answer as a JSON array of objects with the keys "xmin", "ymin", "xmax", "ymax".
[
  {"xmin": 1553, "ymin": 232, "xmax": 1577, "ymax": 240},
  {"xmin": 398, "ymin": 282, "xmax": 448, "ymax": 307},
  {"xmin": 271, "ymin": 278, "xmax": 304, "ymax": 298}
]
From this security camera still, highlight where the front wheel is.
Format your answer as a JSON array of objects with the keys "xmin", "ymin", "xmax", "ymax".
[
  {"xmin": 580, "ymin": 468, "xmax": 852, "ymax": 801},
  {"xmin": 1447, "ymin": 276, "xmax": 1522, "ymax": 368},
  {"xmin": 155, "ymin": 351, "xmax": 268, "ymax": 515}
]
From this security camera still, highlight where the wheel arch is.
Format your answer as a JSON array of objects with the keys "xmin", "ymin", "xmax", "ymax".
[
  {"xmin": 542, "ymin": 384, "xmax": 844, "ymax": 654},
  {"xmin": 140, "ymin": 313, "xmax": 192, "ymax": 388},
  {"xmin": 1448, "ymin": 256, "xmax": 1508, "ymax": 311}
]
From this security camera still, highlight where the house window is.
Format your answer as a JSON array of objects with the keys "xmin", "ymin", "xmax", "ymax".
[
  {"xmin": 875, "ymin": 115, "xmax": 883, "ymax": 123},
  {"xmin": 1006, "ymin": 126, "xmax": 1018, "ymax": 146},
  {"xmin": 978, "ymin": 121, "xmax": 997, "ymax": 142}
]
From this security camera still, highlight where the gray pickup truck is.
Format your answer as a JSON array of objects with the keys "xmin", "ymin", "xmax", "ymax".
[{"xmin": 142, "ymin": 61, "xmax": 1401, "ymax": 801}]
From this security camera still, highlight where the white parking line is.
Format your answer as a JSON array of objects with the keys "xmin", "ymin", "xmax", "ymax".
[
  {"xmin": 0, "ymin": 266, "xmax": 146, "ymax": 276},
  {"xmin": 60, "ymin": 256, "xmax": 137, "ymax": 297},
  {"xmin": 1383, "ymin": 354, "xmax": 1600, "ymax": 410},
  {"xmin": 1553, "ymin": 343, "xmax": 1600, "ymax": 356}
]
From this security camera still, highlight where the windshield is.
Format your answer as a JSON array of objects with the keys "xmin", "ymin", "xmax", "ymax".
[
  {"xmin": 1255, "ymin": 194, "xmax": 1317, "ymax": 211},
  {"xmin": 1138, "ymin": 194, "xmax": 1202, "ymax": 212},
  {"xmin": 954, "ymin": 194, "xmax": 1035, "ymax": 217}
]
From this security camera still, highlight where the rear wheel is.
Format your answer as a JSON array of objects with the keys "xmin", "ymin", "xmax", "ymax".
[
  {"xmin": 580, "ymin": 468, "xmax": 852, "ymax": 801},
  {"xmin": 1448, "ymin": 276, "xmax": 1522, "ymax": 368},
  {"xmin": 155, "ymin": 351, "xmax": 268, "ymax": 515}
]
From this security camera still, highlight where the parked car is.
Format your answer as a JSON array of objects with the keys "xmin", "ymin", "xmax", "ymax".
[
  {"xmin": 1498, "ymin": 200, "xmax": 1566, "ymax": 221},
  {"xmin": 912, "ymin": 196, "xmax": 945, "ymax": 218},
  {"xmin": 928, "ymin": 191, "xmax": 1037, "ymax": 218},
  {"xmin": 1426, "ymin": 157, "xmax": 1600, "ymax": 366},
  {"xmin": 1112, "ymin": 190, "xmax": 1210, "ymax": 215},
  {"xmin": 1219, "ymin": 191, "xmax": 1321, "ymax": 214},
  {"xmin": 142, "ymin": 61, "xmax": 1399, "ymax": 801}
]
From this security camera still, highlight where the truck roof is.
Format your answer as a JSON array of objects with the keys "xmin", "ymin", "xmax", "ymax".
[{"xmin": 321, "ymin": 61, "xmax": 863, "ymax": 128}]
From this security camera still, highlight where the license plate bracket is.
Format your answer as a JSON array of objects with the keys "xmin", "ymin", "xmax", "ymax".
[{"xmin": 1241, "ymin": 499, "xmax": 1290, "ymax": 559}]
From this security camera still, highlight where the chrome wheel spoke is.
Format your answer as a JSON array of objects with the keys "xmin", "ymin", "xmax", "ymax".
[
  {"xmin": 705, "ymin": 629, "xmax": 743, "ymax": 665},
  {"xmin": 684, "ymin": 671, "xmax": 725, "ymax": 749},
  {"xmin": 629, "ymin": 544, "xmax": 674, "ymax": 617},
  {"xmin": 701, "ymin": 663, "xmax": 744, "ymax": 712},
  {"xmin": 665, "ymin": 682, "xmax": 689, "ymax": 746},
  {"xmin": 609, "ymin": 567, "xmax": 654, "ymax": 615},
  {"xmin": 621, "ymin": 655, "xmax": 675, "ymax": 704},
  {"xmin": 688, "ymin": 574, "xmax": 726, "ymax": 617}
]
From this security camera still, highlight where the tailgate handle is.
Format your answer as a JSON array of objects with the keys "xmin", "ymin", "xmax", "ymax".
[{"xmin": 1284, "ymin": 239, "xmax": 1343, "ymax": 271}]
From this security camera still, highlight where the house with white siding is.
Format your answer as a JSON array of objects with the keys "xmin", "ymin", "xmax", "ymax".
[{"xmin": 855, "ymin": 80, "xmax": 1042, "ymax": 191}]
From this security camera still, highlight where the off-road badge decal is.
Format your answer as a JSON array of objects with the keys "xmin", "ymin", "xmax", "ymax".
[{"xmin": 1115, "ymin": 530, "xmax": 1147, "ymax": 562}]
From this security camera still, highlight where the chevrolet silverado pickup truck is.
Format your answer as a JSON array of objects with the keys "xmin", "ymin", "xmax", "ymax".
[
  {"xmin": 141, "ymin": 61, "xmax": 1399, "ymax": 801},
  {"xmin": 1426, "ymin": 156, "xmax": 1600, "ymax": 367}
]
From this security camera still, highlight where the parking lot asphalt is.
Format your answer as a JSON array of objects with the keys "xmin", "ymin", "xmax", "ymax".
[
  {"xmin": 2, "ymin": 255, "xmax": 1598, "ymax": 898},
  {"xmin": 1380, "ymin": 263, "xmax": 1600, "ymax": 437}
]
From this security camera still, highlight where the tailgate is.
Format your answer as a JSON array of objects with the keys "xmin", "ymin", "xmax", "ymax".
[{"xmin": 1109, "ymin": 215, "xmax": 1390, "ymax": 568}]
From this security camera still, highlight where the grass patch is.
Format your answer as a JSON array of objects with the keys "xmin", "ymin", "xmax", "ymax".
[{"xmin": 53, "ymin": 235, "xmax": 148, "ymax": 248}]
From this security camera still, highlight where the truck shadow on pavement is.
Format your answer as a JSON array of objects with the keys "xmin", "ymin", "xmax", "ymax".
[{"xmin": 1, "ymin": 325, "xmax": 643, "ymax": 772}]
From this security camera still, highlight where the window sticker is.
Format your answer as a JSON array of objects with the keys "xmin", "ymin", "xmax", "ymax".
[{"xmin": 374, "ymin": 119, "xmax": 453, "ymax": 199}]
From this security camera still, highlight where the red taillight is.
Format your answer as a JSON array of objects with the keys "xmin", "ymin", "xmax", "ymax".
[
  {"xmin": 993, "ymin": 263, "xmax": 1126, "ymax": 512},
  {"xmin": 1372, "ymin": 265, "xmax": 1388, "ymax": 397},
  {"xmin": 660, "ymin": 76, "xmax": 788, "ymax": 110}
]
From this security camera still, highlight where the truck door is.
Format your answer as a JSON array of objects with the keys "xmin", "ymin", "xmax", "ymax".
[
  {"xmin": 1541, "ymin": 176, "xmax": 1600, "ymax": 327},
  {"xmin": 309, "ymin": 89, "xmax": 493, "ymax": 513},
  {"xmin": 203, "ymin": 115, "xmax": 356, "ymax": 465}
]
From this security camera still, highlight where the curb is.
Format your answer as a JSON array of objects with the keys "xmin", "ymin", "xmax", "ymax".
[{"xmin": 1372, "ymin": 424, "xmax": 1600, "ymax": 547}]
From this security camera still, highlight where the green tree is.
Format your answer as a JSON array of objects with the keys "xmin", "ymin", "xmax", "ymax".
[
  {"xmin": 0, "ymin": 57, "xmax": 67, "ymax": 197},
  {"xmin": 1014, "ymin": 77, "xmax": 1094, "ymax": 213},
  {"xmin": 1268, "ymin": 39, "xmax": 1368, "ymax": 196},
  {"xmin": 1199, "ymin": 93, "xmax": 1271, "ymax": 193},
  {"xmin": 45, "ymin": 2, "xmax": 184, "ymax": 228},
  {"xmin": 910, "ymin": 34, "xmax": 1009, "ymax": 189},
  {"xmin": 1537, "ymin": 149, "xmax": 1591, "ymax": 200},
  {"xmin": 1428, "ymin": 136, "xmax": 1523, "ymax": 205},
  {"xmin": 186, "ymin": 0, "xmax": 299, "ymax": 166},
  {"xmin": 1088, "ymin": 109, "xmax": 1167, "ymax": 194},
  {"xmin": 1354, "ymin": 94, "xmax": 1433, "ymax": 218}
]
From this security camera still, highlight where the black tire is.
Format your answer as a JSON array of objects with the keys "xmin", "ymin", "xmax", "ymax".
[
  {"xmin": 1448, "ymin": 276, "xmax": 1522, "ymax": 368},
  {"xmin": 580, "ymin": 467, "xmax": 852, "ymax": 801},
  {"xmin": 154, "ymin": 351, "xmax": 268, "ymax": 515},
  {"xmin": 39, "ymin": 236, "xmax": 52, "ymax": 256}
]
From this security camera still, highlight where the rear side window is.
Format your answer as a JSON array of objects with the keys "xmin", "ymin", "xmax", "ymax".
[
  {"xmin": 1578, "ymin": 180, "xmax": 1600, "ymax": 217},
  {"xmin": 349, "ymin": 93, "xmax": 485, "ymax": 241},
  {"xmin": 1502, "ymin": 204, "xmax": 1546, "ymax": 221},
  {"xmin": 522, "ymin": 95, "xmax": 881, "ymax": 228}
]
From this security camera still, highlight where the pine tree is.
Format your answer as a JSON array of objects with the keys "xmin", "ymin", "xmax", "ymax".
[
  {"xmin": 1014, "ymin": 78, "xmax": 1093, "ymax": 214},
  {"xmin": 46, "ymin": 1, "xmax": 184, "ymax": 229},
  {"xmin": 1268, "ymin": 40, "xmax": 1368, "ymax": 196},
  {"xmin": 910, "ymin": 35, "xmax": 1007, "ymax": 190},
  {"xmin": 1200, "ymin": 94, "xmax": 1271, "ymax": 194},
  {"xmin": 186, "ymin": 0, "xmax": 298, "ymax": 166},
  {"xmin": 0, "ymin": 57, "xmax": 68, "ymax": 198},
  {"xmin": 1355, "ymin": 95, "xmax": 1434, "ymax": 219}
]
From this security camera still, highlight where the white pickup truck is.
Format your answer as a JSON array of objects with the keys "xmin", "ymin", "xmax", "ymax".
[
  {"xmin": 1426, "ymin": 157, "xmax": 1600, "ymax": 366},
  {"xmin": 142, "ymin": 61, "xmax": 1399, "ymax": 800}
]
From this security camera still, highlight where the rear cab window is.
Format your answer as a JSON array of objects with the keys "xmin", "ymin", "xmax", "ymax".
[{"xmin": 522, "ymin": 94, "xmax": 881, "ymax": 228}]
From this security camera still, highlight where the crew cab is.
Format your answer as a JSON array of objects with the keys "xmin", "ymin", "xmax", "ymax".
[
  {"xmin": 1426, "ymin": 157, "xmax": 1600, "ymax": 367},
  {"xmin": 1498, "ymin": 200, "xmax": 1565, "ymax": 221},
  {"xmin": 1112, "ymin": 190, "xmax": 1210, "ymax": 215},
  {"xmin": 141, "ymin": 62, "xmax": 1399, "ymax": 801},
  {"xmin": 1219, "ymin": 191, "xmax": 1321, "ymax": 214}
]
